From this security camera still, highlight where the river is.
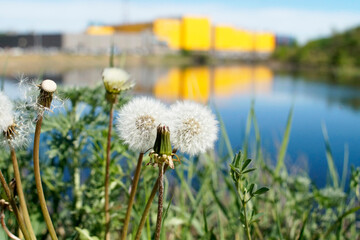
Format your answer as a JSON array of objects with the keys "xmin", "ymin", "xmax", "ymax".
[{"xmin": 3, "ymin": 64, "xmax": 360, "ymax": 187}]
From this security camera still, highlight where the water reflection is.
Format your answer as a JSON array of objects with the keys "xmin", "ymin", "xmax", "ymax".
[
  {"xmin": 3, "ymin": 65, "xmax": 360, "ymax": 186},
  {"xmin": 154, "ymin": 65, "xmax": 273, "ymax": 103}
]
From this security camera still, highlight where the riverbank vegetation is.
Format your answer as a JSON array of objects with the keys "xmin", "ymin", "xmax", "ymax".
[
  {"xmin": 272, "ymin": 26, "xmax": 360, "ymax": 83},
  {"xmin": 0, "ymin": 81, "xmax": 359, "ymax": 239}
]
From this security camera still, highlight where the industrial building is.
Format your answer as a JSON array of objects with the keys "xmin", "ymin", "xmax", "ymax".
[{"xmin": 0, "ymin": 16, "xmax": 293, "ymax": 57}]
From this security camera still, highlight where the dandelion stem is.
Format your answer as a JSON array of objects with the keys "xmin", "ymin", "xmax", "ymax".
[
  {"xmin": 155, "ymin": 163, "xmax": 165, "ymax": 240},
  {"xmin": 10, "ymin": 146, "xmax": 36, "ymax": 240},
  {"xmin": 134, "ymin": 175, "xmax": 160, "ymax": 240},
  {"xmin": 0, "ymin": 170, "xmax": 31, "ymax": 240},
  {"xmin": 135, "ymin": 163, "xmax": 171, "ymax": 240},
  {"xmin": 121, "ymin": 152, "xmax": 144, "ymax": 240},
  {"xmin": 33, "ymin": 115, "xmax": 58, "ymax": 240},
  {"xmin": 1, "ymin": 209, "xmax": 21, "ymax": 240},
  {"xmin": 105, "ymin": 101, "xmax": 115, "ymax": 240}
]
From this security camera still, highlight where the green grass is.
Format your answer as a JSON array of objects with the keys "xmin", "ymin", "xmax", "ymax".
[{"xmin": 0, "ymin": 85, "xmax": 359, "ymax": 240}]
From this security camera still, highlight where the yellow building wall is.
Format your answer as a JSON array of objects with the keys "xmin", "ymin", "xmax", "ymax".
[
  {"xmin": 213, "ymin": 26, "xmax": 237, "ymax": 51},
  {"xmin": 86, "ymin": 26, "xmax": 115, "ymax": 35},
  {"xmin": 153, "ymin": 19, "xmax": 181, "ymax": 49},
  {"xmin": 254, "ymin": 33, "xmax": 276, "ymax": 52},
  {"xmin": 181, "ymin": 16, "xmax": 211, "ymax": 51},
  {"xmin": 236, "ymin": 30, "xmax": 254, "ymax": 52}
]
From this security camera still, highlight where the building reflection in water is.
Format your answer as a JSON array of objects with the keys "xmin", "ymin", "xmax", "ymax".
[{"xmin": 154, "ymin": 65, "xmax": 273, "ymax": 103}]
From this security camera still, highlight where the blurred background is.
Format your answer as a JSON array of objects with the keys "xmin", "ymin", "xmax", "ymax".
[{"xmin": 1, "ymin": 0, "xmax": 360, "ymax": 186}]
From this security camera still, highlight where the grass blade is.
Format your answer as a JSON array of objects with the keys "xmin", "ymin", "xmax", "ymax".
[
  {"xmin": 323, "ymin": 206, "xmax": 360, "ymax": 238},
  {"xmin": 214, "ymin": 107, "xmax": 233, "ymax": 157},
  {"xmin": 297, "ymin": 210, "xmax": 310, "ymax": 240},
  {"xmin": 341, "ymin": 144, "xmax": 349, "ymax": 190},
  {"xmin": 275, "ymin": 105, "xmax": 294, "ymax": 176},
  {"xmin": 321, "ymin": 123, "xmax": 339, "ymax": 188},
  {"xmin": 243, "ymin": 100, "xmax": 254, "ymax": 160}
]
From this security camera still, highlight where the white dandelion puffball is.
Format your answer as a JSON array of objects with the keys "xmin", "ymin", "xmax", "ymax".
[
  {"xmin": 169, "ymin": 101, "xmax": 218, "ymax": 155},
  {"xmin": 102, "ymin": 68, "xmax": 134, "ymax": 93},
  {"xmin": 0, "ymin": 92, "xmax": 14, "ymax": 132},
  {"xmin": 116, "ymin": 97, "xmax": 167, "ymax": 152},
  {"xmin": 41, "ymin": 79, "xmax": 57, "ymax": 93},
  {"xmin": 0, "ymin": 92, "xmax": 33, "ymax": 148}
]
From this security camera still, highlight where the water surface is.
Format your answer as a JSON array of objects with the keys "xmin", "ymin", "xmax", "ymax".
[{"xmin": 3, "ymin": 65, "xmax": 360, "ymax": 187}]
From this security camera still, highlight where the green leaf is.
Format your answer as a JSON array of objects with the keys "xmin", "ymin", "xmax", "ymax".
[
  {"xmin": 229, "ymin": 164, "xmax": 242, "ymax": 176},
  {"xmin": 242, "ymin": 168, "xmax": 256, "ymax": 174},
  {"xmin": 250, "ymin": 213, "xmax": 264, "ymax": 224},
  {"xmin": 248, "ymin": 183, "xmax": 255, "ymax": 195},
  {"xmin": 253, "ymin": 187, "xmax": 269, "ymax": 195},
  {"xmin": 75, "ymin": 227, "xmax": 100, "ymax": 240},
  {"xmin": 241, "ymin": 159, "xmax": 252, "ymax": 171}
]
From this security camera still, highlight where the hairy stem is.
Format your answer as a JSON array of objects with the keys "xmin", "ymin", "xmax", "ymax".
[
  {"xmin": 33, "ymin": 115, "xmax": 58, "ymax": 240},
  {"xmin": 155, "ymin": 163, "xmax": 165, "ymax": 240},
  {"xmin": 10, "ymin": 146, "xmax": 36, "ymax": 240},
  {"xmin": 135, "ymin": 164, "xmax": 169, "ymax": 240},
  {"xmin": 0, "ymin": 170, "xmax": 31, "ymax": 240},
  {"xmin": 120, "ymin": 153, "xmax": 144, "ymax": 240},
  {"xmin": 135, "ymin": 177, "xmax": 160, "ymax": 240},
  {"xmin": 1, "ymin": 209, "xmax": 21, "ymax": 240},
  {"xmin": 105, "ymin": 102, "xmax": 114, "ymax": 240}
]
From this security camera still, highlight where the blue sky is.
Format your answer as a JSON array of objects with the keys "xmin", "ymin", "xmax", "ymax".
[{"xmin": 1, "ymin": 0, "xmax": 360, "ymax": 43}]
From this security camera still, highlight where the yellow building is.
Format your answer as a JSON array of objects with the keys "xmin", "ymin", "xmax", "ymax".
[
  {"xmin": 254, "ymin": 32, "xmax": 276, "ymax": 52},
  {"xmin": 213, "ymin": 25, "xmax": 237, "ymax": 51},
  {"xmin": 85, "ymin": 16, "xmax": 277, "ymax": 53},
  {"xmin": 181, "ymin": 16, "xmax": 211, "ymax": 51},
  {"xmin": 153, "ymin": 19, "xmax": 181, "ymax": 49},
  {"xmin": 236, "ymin": 30, "xmax": 254, "ymax": 52},
  {"xmin": 86, "ymin": 26, "xmax": 115, "ymax": 35}
]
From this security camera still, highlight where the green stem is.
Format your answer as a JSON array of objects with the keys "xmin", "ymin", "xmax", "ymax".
[
  {"xmin": 154, "ymin": 164, "xmax": 165, "ymax": 240},
  {"xmin": 0, "ymin": 170, "xmax": 31, "ymax": 240},
  {"xmin": 242, "ymin": 201, "xmax": 251, "ymax": 240},
  {"xmin": 121, "ymin": 153, "xmax": 144, "ymax": 240},
  {"xmin": 33, "ymin": 115, "xmax": 58, "ymax": 240},
  {"xmin": 10, "ymin": 146, "xmax": 36, "ymax": 240},
  {"xmin": 135, "ymin": 166, "xmax": 168, "ymax": 240},
  {"xmin": 74, "ymin": 155, "xmax": 82, "ymax": 210},
  {"xmin": 237, "ymin": 182, "xmax": 251, "ymax": 240},
  {"xmin": 105, "ymin": 102, "xmax": 115, "ymax": 240}
]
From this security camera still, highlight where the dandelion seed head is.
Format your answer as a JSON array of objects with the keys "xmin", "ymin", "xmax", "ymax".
[
  {"xmin": 0, "ymin": 92, "xmax": 33, "ymax": 149},
  {"xmin": 3, "ymin": 114, "xmax": 33, "ymax": 149},
  {"xmin": 116, "ymin": 97, "xmax": 167, "ymax": 152},
  {"xmin": 102, "ymin": 68, "xmax": 134, "ymax": 94},
  {"xmin": 169, "ymin": 101, "xmax": 218, "ymax": 156},
  {"xmin": 0, "ymin": 92, "xmax": 14, "ymax": 132},
  {"xmin": 41, "ymin": 79, "xmax": 57, "ymax": 93},
  {"xmin": 18, "ymin": 77, "xmax": 63, "ymax": 115}
]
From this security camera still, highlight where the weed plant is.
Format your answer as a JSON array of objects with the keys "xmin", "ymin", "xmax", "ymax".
[{"xmin": 0, "ymin": 84, "xmax": 359, "ymax": 239}]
